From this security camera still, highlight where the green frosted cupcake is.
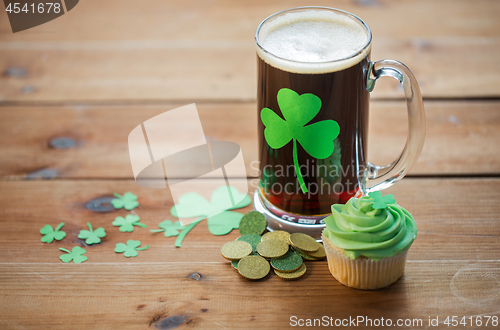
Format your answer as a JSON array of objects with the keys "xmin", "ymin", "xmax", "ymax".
[{"xmin": 322, "ymin": 192, "xmax": 417, "ymax": 290}]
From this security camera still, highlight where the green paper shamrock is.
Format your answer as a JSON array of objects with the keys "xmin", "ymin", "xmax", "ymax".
[
  {"xmin": 111, "ymin": 192, "xmax": 139, "ymax": 210},
  {"xmin": 173, "ymin": 217, "xmax": 204, "ymax": 248},
  {"xmin": 59, "ymin": 247, "xmax": 87, "ymax": 263},
  {"xmin": 78, "ymin": 222, "xmax": 106, "ymax": 245},
  {"xmin": 168, "ymin": 186, "xmax": 251, "ymax": 247},
  {"xmin": 40, "ymin": 222, "xmax": 66, "ymax": 243},
  {"xmin": 171, "ymin": 185, "xmax": 251, "ymax": 235},
  {"xmin": 207, "ymin": 212, "xmax": 244, "ymax": 236},
  {"xmin": 114, "ymin": 240, "xmax": 149, "ymax": 257},
  {"xmin": 261, "ymin": 88, "xmax": 340, "ymax": 193},
  {"xmin": 150, "ymin": 220, "xmax": 185, "ymax": 237},
  {"xmin": 112, "ymin": 214, "xmax": 147, "ymax": 232},
  {"xmin": 368, "ymin": 191, "xmax": 396, "ymax": 209}
]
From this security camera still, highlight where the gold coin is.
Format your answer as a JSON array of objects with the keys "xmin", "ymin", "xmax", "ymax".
[
  {"xmin": 221, "ymin": 241, "xmax": 253, "ymax": 260},
  {"xmin": 239, "ymin": 211, "xmax": 267, "ymax": 235},
  {"xmin": 261, "ymin": 230, "xmax": 290, "ymax": 245},
  {"xmin": 304, "ymin": 244, "xmax": 326, "ymax": 260},
  {"xmin": 289, "ymin": 233, "xmax": 320, "ymax": 252},
  {"xmin": 274, "ymin": 263, "xmax": 307, "ymax": 280},
  {"xmin": 236, "ymin": 234, "xmax": 261, "ymax": 253},
  {"xmin": 270, "ymin": 250, "xmax": 303, "ymax": 272},
  {"xmin": 291, "ymin": 247, "xmax": 315, "ymax": 261},
  {"xmin": 256, "ymin": 240, "xmax": 289, "ymax": 259},
  {"xmin": 237, "ymin": 255, "xmax": 270, "ymax": 280}
]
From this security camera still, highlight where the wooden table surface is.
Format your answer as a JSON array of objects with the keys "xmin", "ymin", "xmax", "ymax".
[{"xmin": 1, "ymin": 1, "xmax": 499, "ymax": 329}]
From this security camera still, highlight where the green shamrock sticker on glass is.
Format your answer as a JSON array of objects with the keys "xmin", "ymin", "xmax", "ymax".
[
  {"xmin": 78, "ymin": 222, "xmax": 106, "ymax": 245},
  {"xmin": 114, "ymin": 240, "xmax": 149, "ymax": 258},
  {"xmin": 111, "ymin": 192, "xmax": 139, "ymax": 210},
  {"xmin": 59, "ymin": 246, "xmax": 87, "ymax": 264},
  {"xmin": 112, "ymin": 214, "xmax": 147, "ymax": 232},
  {"xmin": 40, "ymin": 222, "xmax": 66, "ymax": 243},
  {"xmin": 368, "ymin": 191, "xmax": 396, "ymax": 209},
  {"xmin": 260, "ymin": 88, "xmax": 340, "ymax": 193},
  {"xmin": 150, "ymin": 220, "xmax": 186, "ymax": 237}
]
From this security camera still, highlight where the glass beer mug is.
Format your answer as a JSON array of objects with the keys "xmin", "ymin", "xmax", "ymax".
[{"xmin": 253, "ymin": 7, "xmax": 425, "ymax": 239}]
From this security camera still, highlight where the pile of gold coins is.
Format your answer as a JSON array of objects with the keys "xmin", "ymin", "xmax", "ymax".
[{"xmin": 220, "ymin": 211, "xmax": 326, "ymax": 280}]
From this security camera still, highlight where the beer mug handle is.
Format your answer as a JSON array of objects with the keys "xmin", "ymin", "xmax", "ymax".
[{"xmin": 362, "ymin": 59, "xmax": 426, "ymax": 194}]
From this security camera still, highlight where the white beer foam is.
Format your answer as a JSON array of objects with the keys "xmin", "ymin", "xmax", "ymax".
[{"xmin": 257, "ymin": 10, "xmax": 371, "ymax": 73}]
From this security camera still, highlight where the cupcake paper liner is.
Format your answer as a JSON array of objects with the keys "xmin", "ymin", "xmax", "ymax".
[{"xmin": 322, "ymin": 232, "xmax": 408, "ymax": 290}]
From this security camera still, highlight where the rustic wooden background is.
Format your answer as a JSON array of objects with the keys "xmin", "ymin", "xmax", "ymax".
[{"xmin": 0, "ymin": 0, "xmax": 499, "ymax": 329}]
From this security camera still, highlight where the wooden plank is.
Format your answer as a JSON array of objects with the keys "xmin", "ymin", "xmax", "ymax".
[
  {"xmin": 368, "ymin": 100, "xmax": 500, "ymax": 176},
  {"xmin": 2, "ymin": 0, "xmax": 498, "ymax": 41},
  {"xmin": 0, "ymin": 178, "xmax": 499, "ymax": 329},
  {"xmin": 0, "ymin": 0, "xmax": 498, "ymax": 101},
  {"xmin": 0, "ymin": 178, "xmax": 498, "ymax": 263},
  {"xmin": 1, "ymin": 261, "xmax": 499, "ymax": 329},
  {"xmin": 0, "ymin": 101, "xmax": 499, "ymax": 179}
]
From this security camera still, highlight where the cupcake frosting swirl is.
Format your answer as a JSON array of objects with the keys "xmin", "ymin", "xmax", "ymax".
[{"xmin": 323, "ymin": 196, "xmax": 417, "ymax": 261}]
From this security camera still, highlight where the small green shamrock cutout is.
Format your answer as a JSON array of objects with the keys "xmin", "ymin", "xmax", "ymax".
[
  {"xmin": 114, "ymin": 240, "xmax": 149, "ymax": 257},
  {"xmin": 368, "ymin": 191, "xmax": 396, "ymax": 209},
  {"xmin": 112, "ymin": 214, "xmax": 147, "ymax": 232},
  {"xmin": 111, "ymin": 192, "xmax": 139, "ymax": 210},
  {"xmin": 59, "ymin": 247, "xmax": 87, "ymax": 263},
  {"xmin": 261, "ymin": 88, "xmax": 340, "ymax": 193},
  {"xmin": 40, "ymin": 222, "xmax": 66, "ymax": 243},
  {"xmin": 78, "ymin": 222, "xmax": 106, "ymax": 244},
  {"xmin": 150, "ymin": 220, "xmax": 185, "ymax": 237}
]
